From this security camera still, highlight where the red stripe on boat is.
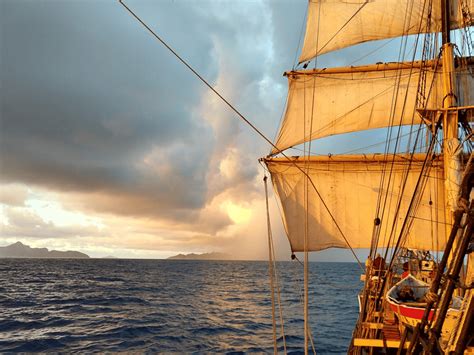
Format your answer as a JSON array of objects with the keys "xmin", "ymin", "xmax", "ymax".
[{"xmin": 389, "ymin": 302, "xmax": 434, "ymax": 321}]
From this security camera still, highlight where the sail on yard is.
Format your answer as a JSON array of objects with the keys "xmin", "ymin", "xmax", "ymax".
[
  {"xmin": 299, "ymin": 0, "xmax": 474, "ymax": 61},
  {"xmin": 266, "ymin": 154, "xmax": 447, "ymax": 252},
  {"xmin": 263, "ymin": 0, "xmax": 473, "ymax": 353}
]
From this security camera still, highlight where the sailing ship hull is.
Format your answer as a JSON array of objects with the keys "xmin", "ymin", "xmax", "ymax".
[{"xmin": 264, "ymin": 0, "xmax": 474, "ymax": 351}]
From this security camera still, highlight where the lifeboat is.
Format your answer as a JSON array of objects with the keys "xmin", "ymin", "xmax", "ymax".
[{"xmin": 386, "ymin": 275, "xmax": 462, "ymax": 328}]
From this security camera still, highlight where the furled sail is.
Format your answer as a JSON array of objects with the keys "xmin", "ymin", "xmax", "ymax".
[
  {"xmin": 265, "ymin": 154, "xmax": 446, "ymax": 252},
  {"xmin": 300, "ymin": 0, "xmax": 474, "ymax": 62},
  {"xmin": 272, "ymin": 60, "xmax": 474, "ymax": 154}
]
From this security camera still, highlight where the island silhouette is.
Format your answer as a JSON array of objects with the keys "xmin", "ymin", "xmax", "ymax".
[
  {"xmin": 0, "ymin": 241, "xmax": 89, "ymax": 258},
  {"xmin": 167, "ymin": 252, "xmax": 232, "ymax": 260}
]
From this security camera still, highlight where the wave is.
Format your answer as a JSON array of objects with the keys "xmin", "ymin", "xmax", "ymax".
[{"xmin": 0, "ymin": 259, "xmax": 361, "ymax": 353}]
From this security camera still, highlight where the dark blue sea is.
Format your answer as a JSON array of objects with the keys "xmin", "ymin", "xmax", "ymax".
[{"xmin": 0, "ymin": 260, "xmax": 362, "ymax": 353}]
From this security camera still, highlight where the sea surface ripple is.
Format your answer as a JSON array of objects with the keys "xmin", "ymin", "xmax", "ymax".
[{"xmin": 0, "ymin": 259, "xmax": 361, "ymax": 353}]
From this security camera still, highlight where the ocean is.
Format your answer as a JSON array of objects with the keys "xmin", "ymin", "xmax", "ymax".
[{"xmin": 0, "ymin": 259, "xmax": 361, "ymax": 353}]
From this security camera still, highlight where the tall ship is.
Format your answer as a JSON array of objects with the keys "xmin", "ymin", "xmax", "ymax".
[{"xmin": 262, "ymin": 0, "xmax": 474, "ymax": 353}]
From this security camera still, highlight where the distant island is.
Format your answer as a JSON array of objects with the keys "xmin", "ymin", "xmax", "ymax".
[
  {"xmin": 0, "ymin": 241, "xmax": 90, "ymax": 259},
  {"xmin": 168, "ymin": 252, "xmax": 232, "ymax": 260}
]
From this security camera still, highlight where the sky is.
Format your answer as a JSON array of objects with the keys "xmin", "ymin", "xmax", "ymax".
[{"xmin": 0, "ymin": 0, "xmax": 434, "ymax": 260}]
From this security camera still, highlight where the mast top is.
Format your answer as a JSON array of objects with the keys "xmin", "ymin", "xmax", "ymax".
[{"xmin": 442, "ymin": 0, "xmax": 451, "ymax": 44}]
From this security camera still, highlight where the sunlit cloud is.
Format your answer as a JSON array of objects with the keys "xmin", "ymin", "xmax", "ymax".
[
  {"xmin": 222, "ymin": 201, "xmax": 252, "ymax": 225},
  {"xmin": 0, "ymin": 0, "xmax": 309, "ymax": 259}
]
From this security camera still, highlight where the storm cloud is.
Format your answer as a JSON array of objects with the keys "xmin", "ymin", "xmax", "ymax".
[
  {"xmin": 2, "ymin": 0, "xmax": 214, "ymax": 211},
  {"xmin": 0, "ymin": 0, "xmax": 310, "ymax": 256}
]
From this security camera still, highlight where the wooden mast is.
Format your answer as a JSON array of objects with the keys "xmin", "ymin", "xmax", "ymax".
[
  {"xmin": 441, "ymin": 0, "xmax": 461, "ymax": 219},
  {"xmin": 423, "ymin": 0, "xmax": 464, "ymax": 352},
  {"xmin": 440, "ymin": 0, "xmax": 464, "ymax": 303}
]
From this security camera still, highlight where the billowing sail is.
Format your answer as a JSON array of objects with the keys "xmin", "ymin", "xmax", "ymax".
[
  {"xmin": 265, "ymin": 154, "xmax": 446, "ymax": 252},
  {"xmin": 272, "ymin": 60, "xmax": 474, "ymax": 154},
  {"xmin": 300, "ymin": 0, "xmax": 474, "ymax": 62}
]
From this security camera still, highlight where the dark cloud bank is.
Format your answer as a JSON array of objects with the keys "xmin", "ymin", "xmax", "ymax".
[{"xmin": 0, "ymin": 0, "xmax": 308, "ymax": 238}]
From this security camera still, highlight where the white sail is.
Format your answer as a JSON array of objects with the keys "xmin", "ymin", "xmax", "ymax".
[
  {"xmin": 272, "ymin": 63, "xmax": 442, "ymax": 154},
  {"xmin": 272, "ymin": 60, "xmax": 474, "ymax": 154},
  {"xmin": 300, "ymin": 0, "xmax": 474, "ymax": 62},
  {"xmin": 456, "ymin": 60, "xmax": 474, "ymax": 107},
  {"xmin": 266, "ymin": 154, "xmax": 446, "ymax": 252}
]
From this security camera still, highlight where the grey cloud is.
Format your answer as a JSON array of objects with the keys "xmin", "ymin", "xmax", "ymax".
[
  {"xmin": 268, "ymin": 1, "xmax": 308, "ymax": 71},
  {"xmin": 0, "ymin": 184, "xmax": 28, "ymax": 206},
  {"xmin": 2, "ymin": 206, "xmax": 102, "ymax": 240},
  {"xmin": 1, "ymin": 1, "xmax": 220, "ymax": 219},
  {"xmin": 0, "ymin": 0, "xmax": 298, "ymax": 240}
]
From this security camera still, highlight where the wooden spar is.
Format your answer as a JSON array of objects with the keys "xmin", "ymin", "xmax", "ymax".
[
  {"xmin": 284, "ymin": 57, "xmax": 474, "ymax": 76},
  {"xmin": 429, "ymin": 210, "xmax": 473, "ymax": 345},
  {"xmin": 442, "ymin": 0, "xmax": 451, "ymax": 44},
  {"xmin": 440, "ymin": 0, "xmax": 463, "ymax": 316},
  {"xmin": 418, "ymin": 105, "xmax": 474, "ymax": 112},
  {"xmin": 406, "ymin": 156, "xmax": 473, "ymax": 353},
  {"xmin": 265, "ymin": 153, "xmax": 443, "ymax": 164},
  {"xmin": 407, "ymin": 190, "xmax": 469, "ymax": 352},
  {"xmin": 361, "ymin": 322, "xmax": 384, "ymax": 330},
  {"xmin": 441, "ymin": 0, "xmax": 460, "ymax": 213},
  {"xmin": 353, "ymin": 339, "xmax": 411, "ymax": 349},
  {"xmin": 451, "ymin": 293, "xmax": 474, "ymax": 353},
  {"xmin": 412, "ymin": 2, "xmax": 472, "ymax": 352}
]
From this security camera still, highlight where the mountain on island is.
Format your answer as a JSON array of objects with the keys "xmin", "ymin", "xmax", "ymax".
[
  {"xmin": 168, "ymin": 252, "xmax": 232, "ymax": 260},
  {"xmin": 0, "ymin": 242, "xmax": 90, "ymax": 259}
]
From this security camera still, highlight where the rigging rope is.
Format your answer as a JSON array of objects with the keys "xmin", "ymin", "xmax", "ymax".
[
  {"xmin": 118, "ymin": 0, "xmax": 274, "ymax": 150},
  {"xmin": 264, "ymin": 175, "xmax": 287, "ymax": 354},
  {"xmin": 261, "ymin": 160, "xmax": 317, "ymax": 354},
  {"xmin": 118, "ymin": 0, "xmax": 364, "ymax": 270},
  {"xmin": 302, "ymin": 3, "xmax": 323, "ymax": 353},
  {"xmin": 290, "ymin": 254, "xmax": 316, "ymax": 354},
  {"xmin": 292, "ymin": 4, "xmax": 308, "ymax": 71},
  {"xmin": 264, "ymin": 175, "xmax": 278, "ymax": 354},
  {"xmin": 372, "ymin": 0, "xmax": 437, "ymax": 261},
  {"xmin": 373, "ymin": 126, "xmax": 440, "ymax": 308},
  {"xmin": 382, "ymin": 48, "xmax": 442, "ymax": 262},
  {"xmin": 313, "ymin": 2, "xmax": 368, "ymax": 57},
  {"xmin": 357, "ymin": 0, "xmax": 435, "ymax": 337},
  {"xmin": 371, "ymin": 0, "xmax": 421, "ymax": 257}
]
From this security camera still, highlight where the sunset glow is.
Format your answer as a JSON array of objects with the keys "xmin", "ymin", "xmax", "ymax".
[
  {"xmin": 1, "ymin": 0, "xmax": 376, "ymax": 260},
  {"xmin": 223, "ymin": 201, "xmax": 252, "ymax": 225}
]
